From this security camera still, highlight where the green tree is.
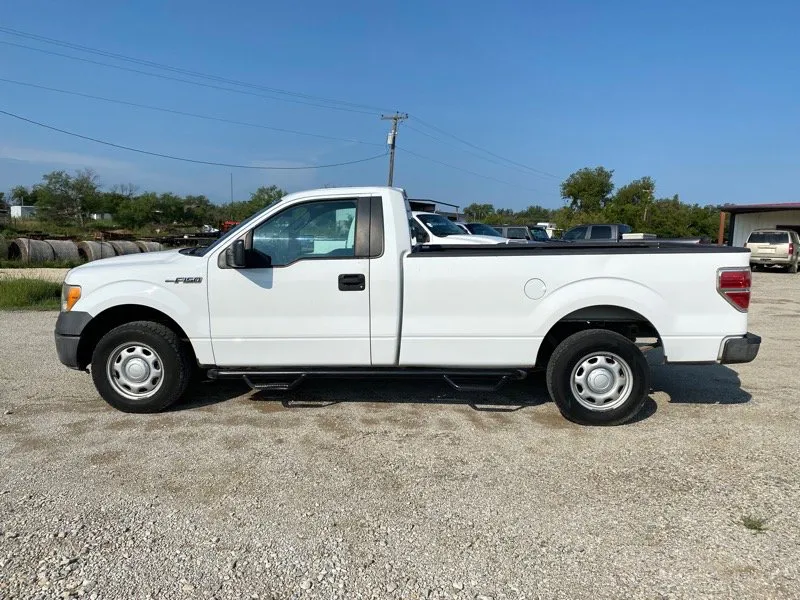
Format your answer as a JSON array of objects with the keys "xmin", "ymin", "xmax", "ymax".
[
  {"xmin": 156, "ymin": 192, "xmax": 184, "ymax": 224},
  {"xmin": 464, "ymin": 203, "xmax": 495, "ymax": 220},
  {"xmin": 560, "ymin": 167, "xmax": 614, "ymax": 212},
  {"xmin": 182, "ymin": 195, "xmax": 214, "ymax": 226},
  {"xmin": 102, "ymin": 183, "xmax": 140, "ymax": 216},
  {"xmin": 10, "ymin": 185, "xmax": 39, "ymax": 206},
  {"xmin": 519, "ymin": 204, "xmax": 553, "ymax": 223},
  {"xmin": 605, "ymin": 176, "xmax": 656, "ymax": 229},
  {"xmin": 249, "ymin": 185, "xmax": 285, "ymax": 210},
  {"xmin": 33, "ymin": 169, "xmax": 100, "ymax": 225},
  {"xmin": 115, "ymin": 193, "xmax": 158, "ymax": 229}
]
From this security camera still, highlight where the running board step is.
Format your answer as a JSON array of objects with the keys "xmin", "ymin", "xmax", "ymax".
[
  {"xmin": 207, "ymin": 368, "xmax": 527, "ymax": 393},
  {"xmin": 442, "ymin": 373, "xmax": 520, "ymax": 392},
  {"xmin": 243, "ymin": 374, "xmax": 307, "ymax": 391}
]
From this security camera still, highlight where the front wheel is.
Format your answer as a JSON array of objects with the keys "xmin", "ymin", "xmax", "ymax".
[
  {"xmin": 546, "ymin": 329, "xmax": 650, "ymax": 425},
  {"xmin": 91, "ymin": 321, "xmax": 192, "ymax": 413}
]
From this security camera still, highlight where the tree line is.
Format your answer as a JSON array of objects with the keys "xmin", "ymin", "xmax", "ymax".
[
  {"xmin": 2, "ymin": 166, "xmax": 723, "ymax": 240},
  {"xmin": 464, "ymin": 167, "xmax": 722, "ymax": 240},
  {"xmin": 1, "ymin": 169, "xmax": 285, "ymax": 230}
]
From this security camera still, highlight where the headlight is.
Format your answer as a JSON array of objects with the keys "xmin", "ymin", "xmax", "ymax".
[{"xmin": 61, "ymin": 284, "xmax": 81, "ymax": 312}]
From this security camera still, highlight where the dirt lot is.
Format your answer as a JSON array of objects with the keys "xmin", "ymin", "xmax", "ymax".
[{"xmin": 1, "ymin": 271, "xmax": 798, "ymax": 599}]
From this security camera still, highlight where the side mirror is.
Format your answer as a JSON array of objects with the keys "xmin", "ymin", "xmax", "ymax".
[{"xmin": 227, "ymin": 239, "xmax": 247, "ymax": 268}]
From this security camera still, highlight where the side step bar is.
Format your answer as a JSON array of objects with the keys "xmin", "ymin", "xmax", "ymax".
[{"xmin": 207, "ymin": 368, "xmax": 528, "ymax": 393}]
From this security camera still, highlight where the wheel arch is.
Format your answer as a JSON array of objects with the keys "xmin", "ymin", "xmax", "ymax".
[
  {"xmin": 77, "ymin": 304, "xmax": 196, "ymax": 370},
  {"xmin": 535, "ymin": 304, "xmax": 661, "ymax": 369}
]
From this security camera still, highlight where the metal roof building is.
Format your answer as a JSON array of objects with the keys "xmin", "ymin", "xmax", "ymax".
[{"xmin": 721, "ymin": 203, "xmax": 800, "ymax": 246}]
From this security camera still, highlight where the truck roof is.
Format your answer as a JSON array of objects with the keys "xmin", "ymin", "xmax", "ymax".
[{"xmin": 280, "ymin": 186, "xmax": 405, "ymax": 203}]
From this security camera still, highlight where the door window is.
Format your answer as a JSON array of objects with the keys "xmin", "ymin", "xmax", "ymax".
[
  {"xmin": 505, "ymin": 227, "xmax": 530, "ymax": 239},
  {"xmin": 590, "ymin": 225, "xmax": 612, "ymax": 239},
  {"xmin": 251, "ymin": 200, "xmax": 357, "ymax": 266}
]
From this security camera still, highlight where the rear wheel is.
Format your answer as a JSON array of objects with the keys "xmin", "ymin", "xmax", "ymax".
[
  {"xmin": 546, "ymin": 329, "xmax": 650, "ymax": 425},
  {"xmin": 91, "ymin": 321, "xmax": 192, "ymax": 413},
  {"xmin": 789, "ymin": 260, "xmax": 798, "ymax": 274}
]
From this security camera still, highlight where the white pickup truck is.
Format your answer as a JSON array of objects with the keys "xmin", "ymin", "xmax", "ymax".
[{"xmin": 54, "ymin": 186, "xmax": 760, "ymax": 425}]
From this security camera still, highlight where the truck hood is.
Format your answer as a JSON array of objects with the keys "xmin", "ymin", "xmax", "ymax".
[
  {"xmin": 64, "ymin": 248, "xmax": 202, "ymax": 285},
  {"xmin": 70, "ymin": 248, "xmax": 186, "ymax": 271}
]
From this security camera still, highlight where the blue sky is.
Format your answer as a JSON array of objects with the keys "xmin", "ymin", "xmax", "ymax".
[{"xmin": 1, "ymin": 0, "xmax": 799, "ymax": 210}]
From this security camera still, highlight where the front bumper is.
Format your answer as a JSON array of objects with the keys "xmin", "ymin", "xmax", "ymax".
[
  {"xmin": 54, "ymin": 311, "xmax": 92, "ymax": 370},
  {"xmin": 719, "ymin": 333, "xmax": 761, "ymax": 364}
]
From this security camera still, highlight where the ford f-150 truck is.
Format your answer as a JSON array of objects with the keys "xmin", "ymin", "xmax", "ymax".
[{"xmin": 54, "ymin": 186, "xmax": 760, "ymax": 425}]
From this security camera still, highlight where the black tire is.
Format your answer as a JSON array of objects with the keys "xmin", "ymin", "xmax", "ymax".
[
  {"xmin": 546, "ymin": 329, "xmax": 650, "ymax": 425},
  {"xmin": 90, "ymin": 321, "xmax": 192, "ymax": 413},
  {"xmin": 790, "ymin": 260, "xmax": 798, "ymax": 274}
]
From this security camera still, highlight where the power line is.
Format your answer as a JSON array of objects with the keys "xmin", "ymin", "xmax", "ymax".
[
  {"xmin": 0, "ymin": 26, "xmax": 393, "ymax": 114},
  {"xmin": 410, "ymin": 116, "xmax": 561, "ymax": 179},
  {"xmin": 0, "ymin": 77, "xmax": 383, "ymax": 147},
  {"xmin": 405, "ymin": 123, "xmax": 555, "ymax": 180},
  {"xmin": 1, "ymin": 27, "xmax": 559, "ymax": 182},
  {"xmin": 0, "ymin": 40, "xmax": 379, "ymax": 116},
  {"xmin": 397, "ymin": 147, "xmax": 543, "ymax": 193},
  {"xmin": 0, "ymin": 109, "xmax": 388, "ymax": 170}
]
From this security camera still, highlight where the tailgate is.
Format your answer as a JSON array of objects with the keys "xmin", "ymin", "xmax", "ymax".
[{"xmin": 748, "ymin": 243, "xmax": 789, "ymax": 258}]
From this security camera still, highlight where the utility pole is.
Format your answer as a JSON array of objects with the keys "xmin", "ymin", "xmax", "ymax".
[
  {"xmin": 230, "ymin": 173, "xmax": 233, "ymax": 203},
  {"xmin": 381, "ymin": 112, "xmax": 407, "ymax": 186}
]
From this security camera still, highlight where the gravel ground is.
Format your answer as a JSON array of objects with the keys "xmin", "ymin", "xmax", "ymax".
[
  {"xmin": 0, "ymin": 268, "xmax": 70, "ymax": 283},
  {"xmin": 1, "ymin": 271, "xmax": 798, "ymax": 599}
]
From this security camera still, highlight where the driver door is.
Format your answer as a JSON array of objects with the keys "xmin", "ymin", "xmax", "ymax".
[{"xmin": 208, "ymin": 197, "xmax": 371, "ymax": 367}]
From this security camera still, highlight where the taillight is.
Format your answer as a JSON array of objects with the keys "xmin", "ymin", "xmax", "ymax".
[
  {"xmin": 790, "ymin": 242, "xmax": 795, "ymax": 256},
  {"xmin": 717, "ymin": 268, "xmax": 751, "ymax": 312}
]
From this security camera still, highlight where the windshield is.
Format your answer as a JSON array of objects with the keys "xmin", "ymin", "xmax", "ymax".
[
  {"xmin": 191, "ymin": 203, "xmax": 280, "ymax": 257},
  {"xmin": 416, "ymin": 213, "xmax": 465, "ymax": 237},
  {"xmin": 466, "ymin": 223, "xmax": 502, "ymax": 236}
]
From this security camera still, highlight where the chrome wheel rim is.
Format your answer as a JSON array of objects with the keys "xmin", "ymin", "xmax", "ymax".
[
  {"xmin": 106, "ymin": 342, "xmax": 164, "ymax": 400},
  {"xmin": 570, "ymin": 351, "xmax": 633, "ymax": 412}
]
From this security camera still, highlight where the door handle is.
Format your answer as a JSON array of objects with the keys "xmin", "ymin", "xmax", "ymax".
[{"xmin": 338, "ymin": 273, "xmax": 366, "ymax": 291}]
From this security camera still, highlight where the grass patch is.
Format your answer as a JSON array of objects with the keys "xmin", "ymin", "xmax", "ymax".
[
  {"xmin": 0, "ymin": 258, "xmax": 84, "ymax": 269},
  {"xmin": 0, "ymin": 278, "xmax": 61, "ymax": 310},
  {"xmin": 739, "ymin": 514, "xmax": 769, "ymax": 534}
]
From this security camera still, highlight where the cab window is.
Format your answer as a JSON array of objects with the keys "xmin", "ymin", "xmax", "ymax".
[{"xmin": 251, "ymin": 200, "xmax": 357, "ymax": 266}]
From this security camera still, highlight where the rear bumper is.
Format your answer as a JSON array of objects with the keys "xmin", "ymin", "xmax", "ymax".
[
  {"xmin": 54, "ymin": 311, "xmax": 92, "ymax": 370},
  {"xmin": 751, "ymin": 256, "xmax": 791, "ymax": 265},
  {"xmin": 719, "ymin": 333, "xmax": 761, "ymax": 364}
]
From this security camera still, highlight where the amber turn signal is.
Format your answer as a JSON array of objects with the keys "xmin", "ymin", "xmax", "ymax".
[{"xmin": 61, "ymin": 284, "xmax": 82, "ymax": 312}]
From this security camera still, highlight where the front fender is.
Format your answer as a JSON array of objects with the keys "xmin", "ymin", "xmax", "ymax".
[{"xmin": 72, "ymin": 279, "xmax": 210, "ymax": 341}]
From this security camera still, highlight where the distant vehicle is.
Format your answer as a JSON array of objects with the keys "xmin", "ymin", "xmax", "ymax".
[
  {"xmin": 410, "ymin": 212, "xmax": 505, "ymax": 245},
  {"xmin": 746, "ymin": 229, "xmax": 799, "ymax": 273},
  {"xmin": 494, "ymin": 225, "xmax": 551, "ymax": 242},
  {"xmin": 220, "ymin": 220, "xmax": 240, "ymax": 233},
  {"xmin": 455, "ymin": 222, "xmax": 506, "ymax": 237},
  {"xmin": 562, "ymin": 223, "xmax": 633, "ymax": 242}
]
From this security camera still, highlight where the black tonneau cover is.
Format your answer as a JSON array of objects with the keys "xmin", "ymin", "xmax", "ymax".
[{"xmin": 409, "ymin": 241, "xmax": 749, "ymax": 256}]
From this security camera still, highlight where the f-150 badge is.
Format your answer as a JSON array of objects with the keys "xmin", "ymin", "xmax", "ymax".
[{"xmin": 164, "ymin": 277, "xmax": 203, "ymax": 284}]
